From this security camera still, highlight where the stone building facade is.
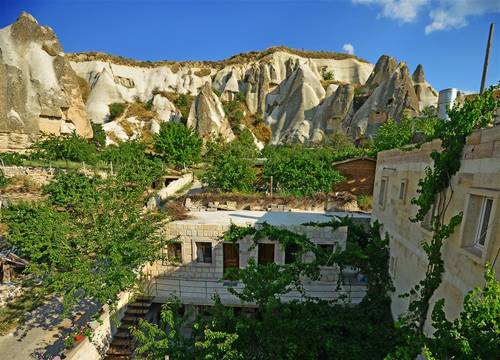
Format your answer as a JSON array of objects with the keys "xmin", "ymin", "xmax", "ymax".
[
  {"xmin": 372, "ymin": 125, "xmax": 500, "ymax": 334},
  {"xmin": 144, "ymin": 211, "xmax": 367, "ymax": 306}
]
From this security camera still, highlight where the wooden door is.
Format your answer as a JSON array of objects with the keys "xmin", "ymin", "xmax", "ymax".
[
  {"xmin": 223, "ymin": 243, "xmax": 239, "ymax": 273},
  {"xmin": 258, "ymin": 243, "xmax": 275, "ymax": 265}
]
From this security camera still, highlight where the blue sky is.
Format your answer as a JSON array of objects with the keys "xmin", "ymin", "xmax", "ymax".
[{"xmin": 1, "ymin": 0, "xmax": 499, "ymax": 92}]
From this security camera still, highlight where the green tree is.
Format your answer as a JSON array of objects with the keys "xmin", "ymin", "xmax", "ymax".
[
  {"xmin": 202, "ymin": 130, "xmax": 258, "ymax": 192},
  {"xmin": 30, "ymin": 132, "xmax": 97, "ymax": 163},
  {"xmin": 91, "ymin": 123, "xmax": 106, "ymax": 148},
  {"xmin": 428, "ymin": 265, "xmax": 499, "ymax": 359},
  {"xmin": 262, "ymin": 145, "xmax": 344, "ymax": 196},
  {"xmin": 2, "ymin": 168, "xmax": 165, "ymax": 307},
  {"xmin": 154, "ymin": 122, "xmax": 202, "ymax": 167}
]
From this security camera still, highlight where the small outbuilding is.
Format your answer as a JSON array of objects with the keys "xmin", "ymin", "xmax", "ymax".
[
  {"xmin": 332, "ymin": 157, "xmax": 376, "ymax": 196},
  {"xmin": 0, "ymin": 250, "xmax": 28, "ymax": 284}
]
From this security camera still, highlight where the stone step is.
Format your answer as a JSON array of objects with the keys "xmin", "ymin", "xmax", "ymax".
[
  {"xmin": 125, "ymin": 308, "xmax": 149, "ymax": 315},
  {"xmin": 106, "ymin": 346, "xmax": 133, "ymax": 356}
]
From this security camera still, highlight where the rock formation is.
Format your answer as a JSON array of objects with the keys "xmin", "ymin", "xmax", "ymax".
[
  {"xmin": 0, "ymin": 12, "xmax": 440, "ymax": 148},
  {"xmin": 0, "ymin": 12, "xmax": 92, "ymax": 151},
  {"xmin": 187, "ymin": 83, "xmax": 234, "ymax": 141}
]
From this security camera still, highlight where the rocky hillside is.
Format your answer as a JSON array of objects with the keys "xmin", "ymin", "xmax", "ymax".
[{"xmin": 0, "ymin": 12, "xmax": 438, "ymax": 150}]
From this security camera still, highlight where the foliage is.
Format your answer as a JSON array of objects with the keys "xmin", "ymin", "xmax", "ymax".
[
  {"xmin": 30, "ymin": 133, "xmax": 97, "ymax": 163},
  {"xmin": 372, "ymin": 114, "xmax": 441, "ymax": 152},
  {"xmin": 427, "ymin": 264, "xmax": 500, "ymax": 359},
  {"xmin": 323, "ymin": 70, "xmax": 334, "ymax": 81},
  {"xmin": 91, "ymin": 123, "xmax": 106, "ymax": 148},
  {"xmin": 357, "ymin": 195, "xmax": 373, "ymax": 211},
  {"xmin": 2, "ymin": 167, "xmax": 165, "ymax": 307},
  {"xmin": 223, "ymin": 100, "xmax": 245, "ymax": 134},
  {"xmin": 319, "ymin": 131, "xmax": 357, "ymax": 152},
  {"xmin": 0, "ymin": 152, "xmax": 25, "ymax": 166},
  {"xmin": 202, "ymin": 130, "xmax": 258, "ymax": 192},
  {"xmin": 0, "ymin": 169, "xmax": 8, "ymax": 188},
  {"xmin": 108, "ymin": 102, "xmax": 126, "ymax": 121},
  {"xmin": 154, "ymin": 122, "xmax": 202, "ymax": 167},
  {"xmin": 261, "ymin": 145, "xmax": 345, "ymax": 196}
]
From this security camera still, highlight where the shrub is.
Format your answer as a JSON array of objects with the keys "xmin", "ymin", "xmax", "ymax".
[
  {"xmin": 91, "ymin": 123, "xmax": 106, "ymax": 148},
  {"xmin": 0, "ymin": 152, "xmax": 25, "ymax": 166},
  {"xmin": 202, "ymin": 130, "xmax": 258, "ymax": 192},
  {"xmin": 323, "ymin": 71, "xmax": 334, "ymax": 81},
  {"xmin": 0, "ymin": 169, "xmax": 9, "ymax": 188},
  {"xmin": 154, "ymin": 122, "xmax": 202, "ymax": 167},
  {"xmin": 223, "ymin": 100, "xmax": 245, "ymax": 134},
  {"xmin": 108, "ymin": 103, "xmax": 126, "ymax": 121},
  {"xmin": 30, "ymin": 133, "xmax": 97, "ymax": 163},
  {"xmin": 262, "ymin": 145, "xmax": 345, "ymax": 196}
]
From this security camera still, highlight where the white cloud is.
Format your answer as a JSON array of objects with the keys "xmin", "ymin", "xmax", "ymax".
[
  {"xmin": 352, "ymin": 0, "xmax": 428, "ymax": 23},
  {"xmin": 342, "ymin": 43, "xmax": 355, "ymax": 55},
  {"xmin": 425, "ymin": 0, "xmax": 500, "ymax": 34},
  {"xmin": 352, "ymin": 0, "xmax": 500, "ymax": 33}
]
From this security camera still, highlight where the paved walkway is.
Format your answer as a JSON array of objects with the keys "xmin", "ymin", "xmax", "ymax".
[{"xmin": 0, "ymin": 297, "xmax": 98, "ymax": 359}]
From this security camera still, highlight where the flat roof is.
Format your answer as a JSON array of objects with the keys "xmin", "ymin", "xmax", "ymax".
[{"xmin": 174, "ymin": 210, "xmax": 369, "ymax": 226}]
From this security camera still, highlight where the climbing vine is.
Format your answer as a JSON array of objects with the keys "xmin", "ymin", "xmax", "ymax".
[{"xmin": 392, "ymin": 86, "xmax": 500, "ymax": 355}]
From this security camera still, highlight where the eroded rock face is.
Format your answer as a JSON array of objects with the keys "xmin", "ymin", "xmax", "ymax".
[
  {"xmin": 187, "ymin": 83, "xmax": 234, "ymax": 141},
  {"xmin": 311, "ymin": 84, "xmax": 355, "ymax": 143},
  {"xmin": 0, "ymin": 13, "xmax": 439, "ymax": 147},
  {"xmin": 0, "ymin": 12, "xmax": 92, "ymax": 151},
  {"xmin": 266, "ymin": 63, "xmax": 325, "ymax": 143}
]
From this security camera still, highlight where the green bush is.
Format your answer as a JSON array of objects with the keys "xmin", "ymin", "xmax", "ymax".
[
  {"xmin": 154, "ymin": 122, "xmax": 202, "ymax": 167},
  {"xmin": 373, "ymin": 115, "xmax": 441, "ymax": 152},
  {"xmin": 0, "ymin": 152, "xmax": 25, "ymax": 166},
  {"xmin": 262, "ymin": 145, "xmax": 344, "ymax": 196},
  {"xmin": 30, "ymin": 133, "xmax": 97, "ymax": 163},
  {"xmin": 323, "ymin": 71, "xmax": 334, "ymax": 81},
  {"xmin": 108, "ymin": 103, "xmax": 126, "ymax": 121},
  {"xmin": 91, "ymin": 123, "xmax": 106, "ymax": 148},
  {"xmin": 202, "ymin": 130, "xmax": 258, "ymax": 192},
  {"xmin": 223, "ymin": 100, "xmax": 245, "ymax": 134},
  {"xmin": 0, "ymin": 169, "xmax": 9, "ymax": 188}
]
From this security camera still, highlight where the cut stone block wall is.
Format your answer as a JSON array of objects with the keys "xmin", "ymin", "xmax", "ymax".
[{"xmin": 372, "ymin": 125, "xmax": 500, "ymax": 334}]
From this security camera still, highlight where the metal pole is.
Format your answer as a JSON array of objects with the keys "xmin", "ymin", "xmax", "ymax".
[{"xmin": 480, "ymin": 23, "xmax": 494, "ymax": 94}]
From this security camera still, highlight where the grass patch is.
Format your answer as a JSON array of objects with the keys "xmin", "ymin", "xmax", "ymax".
[{"xmin": 357, "ymin": 195, "xmax": 373, "ymax": 211}]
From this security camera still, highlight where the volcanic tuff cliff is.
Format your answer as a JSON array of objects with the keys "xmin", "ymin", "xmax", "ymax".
[
  {"xmin": 0, "ymin": 12, "xmax": 93, "ymax": 151},
  {"xmin": 0, "ymin": 13, "xmax": 439, "ymax": 150}
]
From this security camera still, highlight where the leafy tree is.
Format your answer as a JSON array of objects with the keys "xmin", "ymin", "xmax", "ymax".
[
  {"xmin": 154, "ymin": 122, "xmax": 202, "ymax": 167},
  {"xmin": 2, "ymin": 167, "xmax": 165, "ymax": 307},
  {"xmin": 30, "ymin": 132, "xmax": 97, "ymax": 163},
  {"xmin": 262, "ymin": 145, "xmax": 345, "ymax": 196},
  {"xmin": 373, "ymin": 118, "xmax": 413, "ymax": 152},
  {"xmin": 373, "ymin": 114, "xmax": 441, "ymax": 152},
  {"xmin": 91, "ymin": 123, "xmax": 106, "ymax": 148},
  {"xmin": 202, "ymin": 130, "xmax": 258, "ymax": 192},
  {"xmin": 427, "ymin": 265, "xmax": 499, "ymax": 359},
  {"xmin": 223, "ymin": 100, "xmax": 245, "ymax": 134}
]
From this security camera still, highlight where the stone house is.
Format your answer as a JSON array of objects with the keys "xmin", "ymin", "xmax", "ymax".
[
  {"xmin": 372, "ymin": 125, "xmax": 500, "ymax": 334},
  {"xmin": 144, "ymin": 211, "xmax": 367, "ymax": 307},
  {"xmin": 332, "ymin": 157, "xmax": 376, "ymax": 196}
]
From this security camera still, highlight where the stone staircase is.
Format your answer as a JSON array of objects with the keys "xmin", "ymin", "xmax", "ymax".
[{"xmin": 104, "ymin": 296, "xmax": 153, "ymax": 360}]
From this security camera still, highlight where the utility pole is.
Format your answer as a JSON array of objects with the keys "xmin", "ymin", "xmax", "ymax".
[{"xmin": 480, "ymin": 22, "xmax": 494, "ymax": 94}]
